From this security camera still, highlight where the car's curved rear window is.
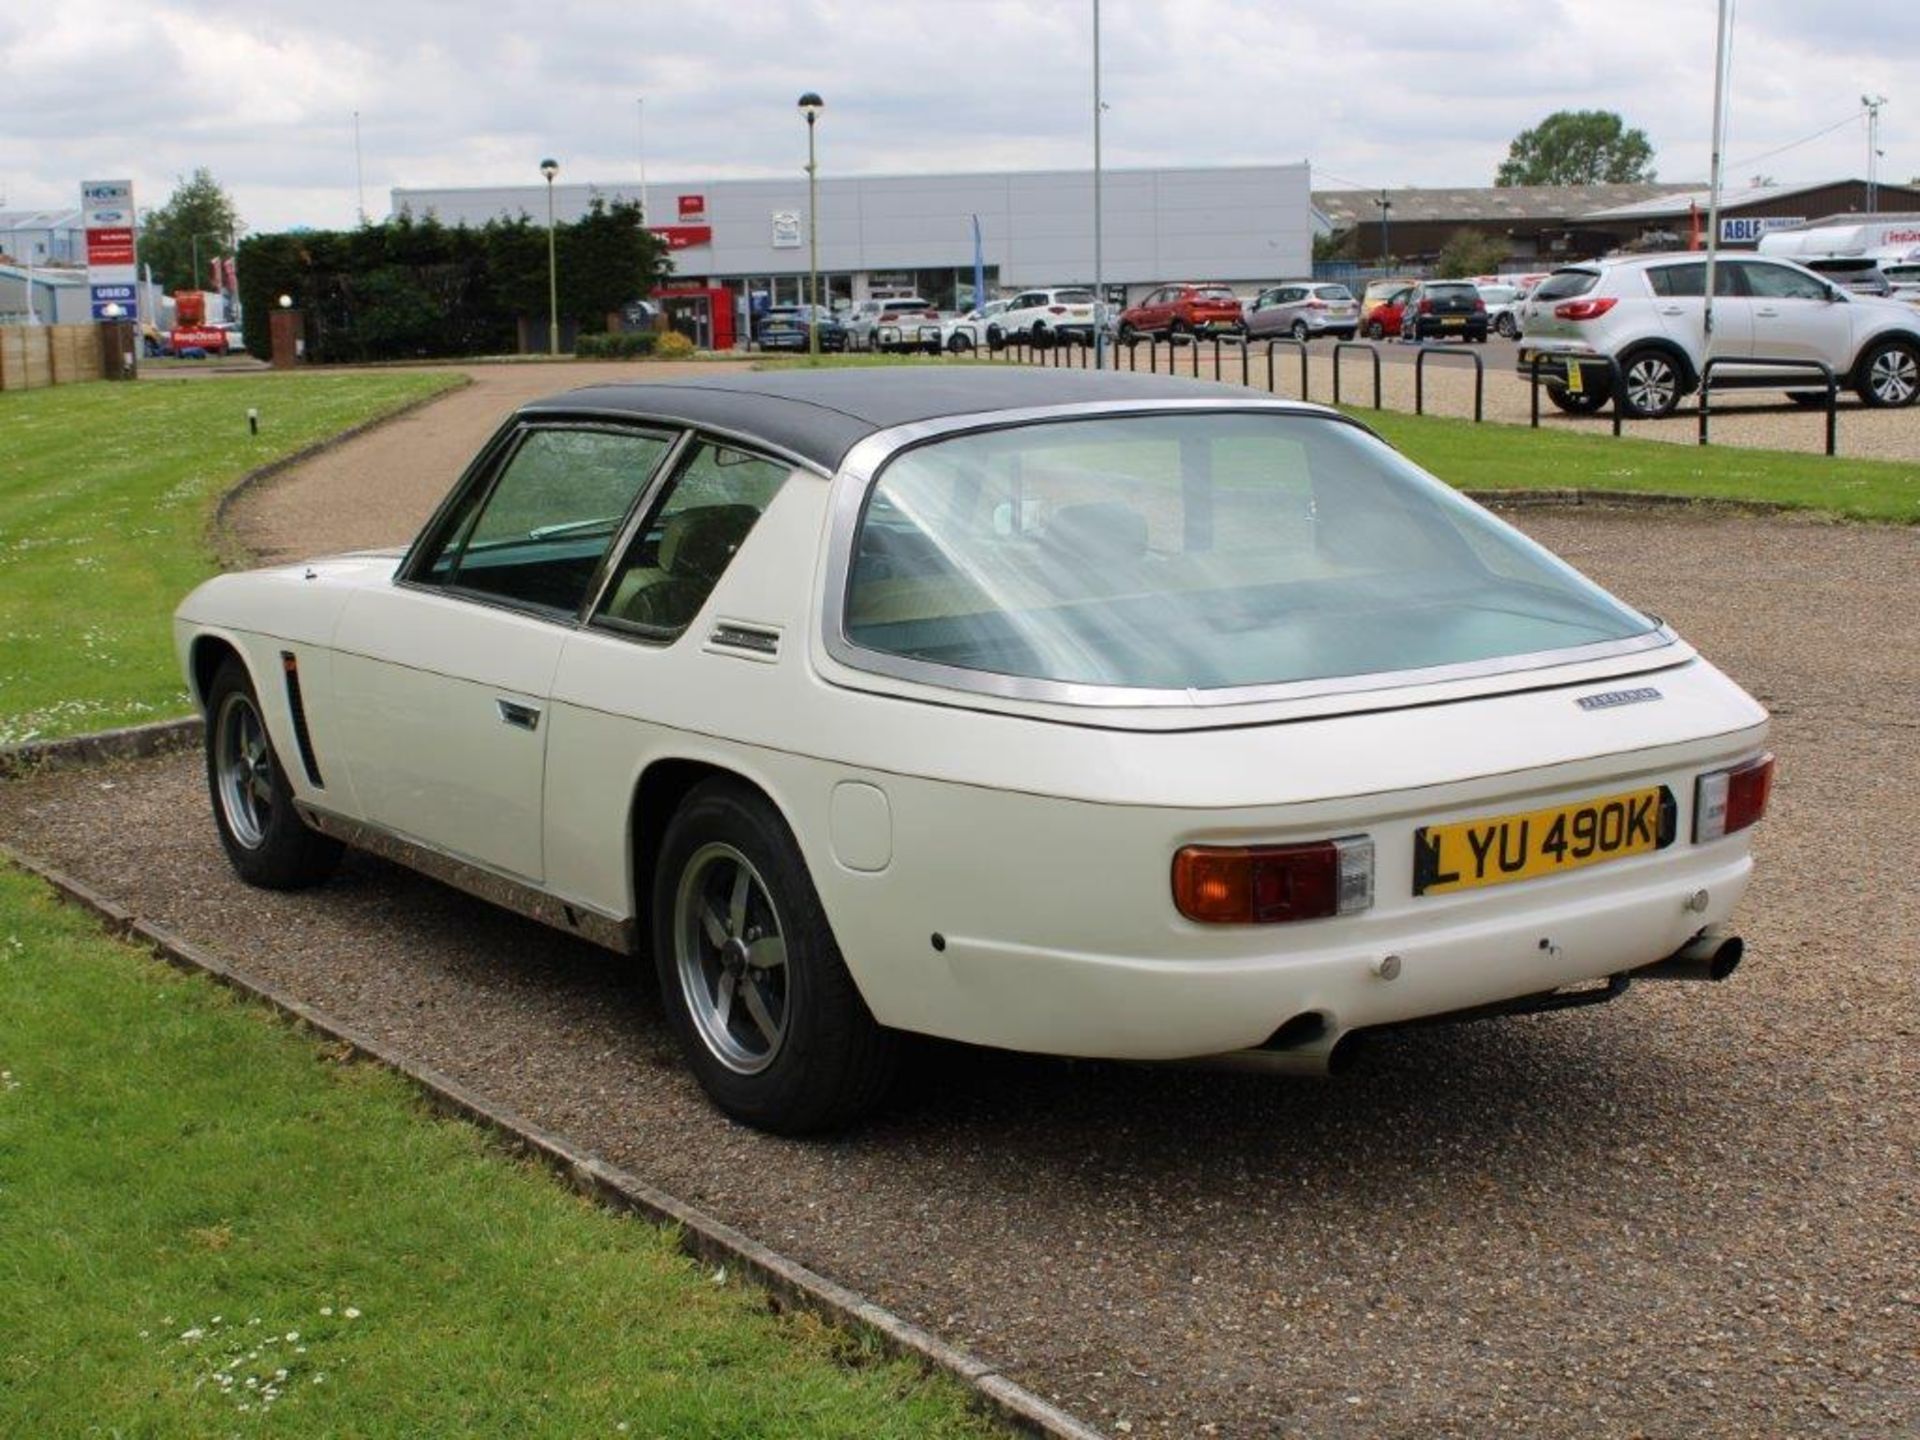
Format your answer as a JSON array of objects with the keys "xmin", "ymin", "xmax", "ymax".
[
  {"xmin": 843, "ymin": 413, "xmax": 1652, "ymax": 693},
  {"xmin": 1532, "ymin": 270, "xmax": 1600, "ymax": 302}
]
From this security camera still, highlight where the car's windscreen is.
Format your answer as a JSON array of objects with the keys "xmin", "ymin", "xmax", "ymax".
[{"xmin": 844, "ymin": 413, "xmax": 1652, "ymax": 692}]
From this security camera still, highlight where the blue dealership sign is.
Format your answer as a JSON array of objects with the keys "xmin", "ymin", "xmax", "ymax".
[{"xmin": 91, "ymin": 282, "xmax": 137, "ymax": 319}]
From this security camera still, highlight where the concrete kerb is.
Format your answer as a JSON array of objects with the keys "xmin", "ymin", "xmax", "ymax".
[
  {"xmin": 0, "ymin": 835, "xmax": 1107, "ymax": 1440},
  {"xmin": 0, "ymin": 716, "xmax": 204, "ymax": 780}
]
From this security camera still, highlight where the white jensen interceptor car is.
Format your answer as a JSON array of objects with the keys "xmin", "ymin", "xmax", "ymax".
[{"xmin": 176, "ymin": 370, "xmax": 1771, "ymax": 1133}]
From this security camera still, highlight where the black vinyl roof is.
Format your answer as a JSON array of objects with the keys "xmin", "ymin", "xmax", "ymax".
[{"xmin": 518, "ymin": 366, "xmax": 1277, "ymax": 471}]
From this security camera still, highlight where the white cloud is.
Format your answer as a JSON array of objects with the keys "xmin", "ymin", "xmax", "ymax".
[{"xmin": 0, "ymin": 0, "xmax": 1909, "ymax": 231}]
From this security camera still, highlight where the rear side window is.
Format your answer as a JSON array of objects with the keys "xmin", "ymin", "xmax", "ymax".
[
  {"xmin": 418, "ymin": 427, "xmax": 673, "ymax": 614},
  {"xmin": 595, "ymin": 442, "xmax": 790, "ymax": 638},
  {"xmin": 1531, "ymin": 270, "xmax": 1599, "ymax": 302}
]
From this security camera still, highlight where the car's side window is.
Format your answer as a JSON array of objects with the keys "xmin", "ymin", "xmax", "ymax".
[
  {"xmin": 1736, "ymin": 261, "xmax": 1829, "ymax": 302},
  {"xmin": 1647, "ymin": 263, "xmax": 1741, "ymax": 299},
  {"xmin": 416, "ymin": 426, "xmax": 673, "ymax": 615},
  {"xmin": 593, "ymin": 440, "xmax": 791, "ymax": 638}
]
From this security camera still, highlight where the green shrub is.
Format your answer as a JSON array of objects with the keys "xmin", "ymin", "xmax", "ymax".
[
  {"xmin": 655, "ymin": 330, "xmax": 696, "ymax": 359},
  {"xmin": 575, "ymin": 330, "xmax": 658, "ymax": 359}
]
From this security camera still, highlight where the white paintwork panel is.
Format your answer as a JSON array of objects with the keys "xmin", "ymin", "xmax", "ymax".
[{"xmin": 331, "ymin": 583, "xmax": 566, "ymax": 882}]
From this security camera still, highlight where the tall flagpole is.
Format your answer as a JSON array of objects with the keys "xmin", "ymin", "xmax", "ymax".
[
  {"xmin": 637, "ymin": 97, "xmax": 650, "ymax": 222},
  {"xmin": 353, "ymin": 109, "xmax": 367, "ymax": 225},
  {"xmin": 1702, "ymin": 0, "xmax": 1731, "ymax": 360},
  {"xmin": 1092, "ymin": 0, "xmax": 1106, "ymax": 369}
]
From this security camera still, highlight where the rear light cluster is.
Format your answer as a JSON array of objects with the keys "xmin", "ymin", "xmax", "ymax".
[
  {"xmin": 1553, "ymin": 297, "xmax": 1619, "ymax": 322},
  {"xmin": 1418, "ymin": 299, "xmax": 1433, "ymax": 314},
  {"xmin": 1694, "ymin": 754, "xmax": 1774, "ymax": 842},
  {"xmin": 1173, "ymin": 836, "xmax": 1373, "ymax": 925}
]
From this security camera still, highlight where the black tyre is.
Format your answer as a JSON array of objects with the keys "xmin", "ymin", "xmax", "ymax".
[
  {"xmin": 1546, "ymin": 385, "xmax": 1609, "ymax": 415},
  {"xmin": 1170, "ymin": 318, "xmax": 1193, "ymax": 345},
  {"xmin": 1290, "ymin": 320, "xmax": 1311, "ymax": 342},
  {"xmin": 203, "ymin": 657, "xmax": 342, "ymax": 890},
  {"xmin": 1854, "ymin": 338, "xmax": 1920, "ymax": 408},
  {"xmin": 1616, "ymin": 346, "xmax": 1685, "ymax": 418},
  {"xmin": 653, "ymin": 780, "xmax": 898, "ymax": 1134},
  {"xmin": 947, "ymin": 332, "xmax": 973, "ymax": 354},
  {"xmin": 1495, "ymin": 313, "xmax": 1519, "ymax": 339},
  {"xmin": 1117, "ymin": 321, "xmax": 1137, "ymax": 344},
  {"xmin": 1031, "ymin": 321, "xmax": 1052, "ymax": 348},
  {"xmin": 1365, "ymin": 320, "xmax": 1385, "ymax": 341}
]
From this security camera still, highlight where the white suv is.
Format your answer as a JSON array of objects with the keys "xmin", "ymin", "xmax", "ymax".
[
  {"xmin": 1516, "ymin": 254, "xmax": 1920, "ymax": 418},
  {"xmin": 992, "ymin": 287, "xmax": 1099, "ymax": 347},
  {"xmin": 845, "ymin": 296, "xmax": 942, "ymax": 354}
]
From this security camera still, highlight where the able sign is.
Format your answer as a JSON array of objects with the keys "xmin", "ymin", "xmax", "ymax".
[{"xmin": 1719, "ymin": 215, "xmax": 1805, "ymax": 244}]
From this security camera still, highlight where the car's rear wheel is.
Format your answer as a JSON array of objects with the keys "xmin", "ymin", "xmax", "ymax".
[
  {"xmin": 653, "ymin": 780, "xmax": 897, "ymax": 1134},
  {"xmin": 1031, "ymin": 321, "xmax": 1051, "ymax": 348},
  {"xmin": 1290, "ymin": 320, "xmax": 1311, "ymax": 342},
  {"xmin": 1854, "ymin": 338, "xmax": 1920, "ymax": 408},
  {"xmin": 204, "ymin": 657, "xmax": 342, "ymax": 890},
  {"xmin": 1365, "ymin": 320, "xmax": 1385, "ymax": 341},
  {"xmin": 947, "ymin": 332, "xmax": 973, "ymax": 354},
  {"xmin": 1617, "ymin": 347, "xmax": 1685, "ymax": 418},
  {"xmin": 1546, "ymin": 386, "xmax": 1609, "ymax": 415},
  {"xmin": 1171, "ymin": 318, "xmax": 1193, "ymax": 345}
]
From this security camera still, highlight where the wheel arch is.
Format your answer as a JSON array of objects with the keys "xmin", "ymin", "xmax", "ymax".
[
  {"xmin": 188, "ymin": 631, "xmax": 248, "ymax": 712},
  {"xmin": 1851, "ymin": 328, "xmax": 1920, "ymax": 384},
  {"xmin": 627, "ymin": 755, "xmax": 808, "ymax": 939}
]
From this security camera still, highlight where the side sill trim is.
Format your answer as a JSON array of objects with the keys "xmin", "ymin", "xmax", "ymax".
[{"xmin": 297, "ymin": 806, "xmax": 634, "ymax": 956}]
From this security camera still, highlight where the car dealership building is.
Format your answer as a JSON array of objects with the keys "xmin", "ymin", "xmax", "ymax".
[{"xmin": 391, "ymin": 164, "xmax": 1314, "ymax": 345}]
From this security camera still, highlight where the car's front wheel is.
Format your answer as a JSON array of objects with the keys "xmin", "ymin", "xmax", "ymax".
[
  {"xmin": 204, "ymin": 657, "xmax": 342, "ymax": 890},
  {"xmin": 1496, "ymin": 313, "xmax": 1519, "ymax": 339},
  {"xmin": 1616, "ymin": 346, "xmax": 1685, "ymax": 419},
  {"xmin": 1855, "ymin": 338, "xmax": 1920, "ymax": 408},
  {"xmin": 653, "ymin": 780, "xmax": 897, "ymax": 1134}
]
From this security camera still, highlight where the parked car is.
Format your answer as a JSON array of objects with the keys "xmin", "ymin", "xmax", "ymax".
[
  {"xmin": 1516, "ymin": 254, "xmax": 1920, "ymax": 418},
  {"xmin": 1477, "ymin": 283, "xmax": 1526, "ymax": 339},
  {"xmin": 1361, "ymin": 286, "xmax": 1413, "ymax": 341},
  {"xmin": 1245, "ymin": 282, "xmax": 1360, "ymax": 341},
  {"xmin": 1399, "ymin": 281, "xmax": 1490, "ymax": 343},
  {"xmin": 994, "ymin": 288, "xmax": 1100, "ymax": 347},
  {"xmin": 845, "ymin": 297, "xmax": 942, "ymax": 353},
  {"xmin": 943, "ymin": 298, "xmax": 1013, "ymax": 352},
  {"xmin": 1117, "ymin": 283, "xmax": 1244, "ymax": 343},
  {"xmin": 756, "ymin": 305, "xmax": 847, "ymax": 353},
  {"xmin": 175, "ymin": 367, "xmax": 1771, "ymax": 1133},
  {"xmin": 1358, "ymin": 278, "xmax": 1417, "ymax": 331}
]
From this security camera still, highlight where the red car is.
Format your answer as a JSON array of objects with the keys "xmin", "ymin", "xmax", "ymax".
[
  {"xmin": 1118, "ymin": 283, "xmax": 1245, "ymax": 343},
  {"xmin": 1362, "ymin": 285, "xmax": 1414, "ymax": 341}
]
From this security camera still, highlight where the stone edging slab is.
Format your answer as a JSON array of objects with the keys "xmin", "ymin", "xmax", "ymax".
[{"xmin": 0, "ymin": 837, "xmax": 1106, "ymax": 1440}]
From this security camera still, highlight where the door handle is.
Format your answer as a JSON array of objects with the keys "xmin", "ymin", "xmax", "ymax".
[
  {"xmin": 1658, "ymin": 306, "xmax": 1684, "ymax": 315},
  {"xmin": 1755, "ymin": 307, "xmax": 1780, "ymax": 317},
  {"xmin": 495, "ymin": 699, "xmax": 542, "ymax": 732}
]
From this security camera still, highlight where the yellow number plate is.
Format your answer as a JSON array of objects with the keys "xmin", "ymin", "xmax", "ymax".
[{"xmin": 1413, "ymin": 786, "xmax": 1674, "ymax": 897}]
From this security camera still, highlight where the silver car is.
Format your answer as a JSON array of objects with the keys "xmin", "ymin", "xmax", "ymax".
[{"xmin": 1245, "ymin": 282, "xmax": 1359, "ymax": 341}]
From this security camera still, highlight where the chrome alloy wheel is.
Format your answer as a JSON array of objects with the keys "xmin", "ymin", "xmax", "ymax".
[
  {"xmin": 214, "ymin": 690, "xmax": 273, "ymax": 849},
  {"xmin": 674, "ymin": 842, "xmax": 790, "ymax": 1074},
  {"xmin": 1868, "ymin": 347, "xmax": 1918, "ymax": 405},
  {"xmin": 1624, "ymin": 354, "xmax": 1679, "ymax": 415}
]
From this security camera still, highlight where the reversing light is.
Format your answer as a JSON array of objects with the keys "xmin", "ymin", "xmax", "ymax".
[
  {"xmin": 1693, "ymin": 754, "xmax": 1775, "ymax": 842},
  {"xmin": 1172, "ymin": 837, "xmax": 1374, "ymax": 925}
]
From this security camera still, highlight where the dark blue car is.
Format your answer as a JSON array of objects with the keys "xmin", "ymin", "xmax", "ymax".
[{"xmin": 756, "ymin": 304, "xmax": 847, "ymax": 353}]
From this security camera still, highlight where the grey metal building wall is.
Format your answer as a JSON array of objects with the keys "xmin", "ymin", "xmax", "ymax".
[{"xmin": 391, "ymin": 163, "xmax": 1311, "ymax": 288}]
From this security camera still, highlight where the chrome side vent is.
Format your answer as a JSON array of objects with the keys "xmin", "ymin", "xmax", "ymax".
[
  {"xmin": 280, "ymin": 650, "xmax": 325, "ymax": 788},
  {"xmin": 707, "ymin": 622, "xmax": 781, "ymax": 660}
]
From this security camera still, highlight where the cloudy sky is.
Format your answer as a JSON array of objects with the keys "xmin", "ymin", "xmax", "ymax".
[{"xmin": 3, "ymin": 0, "xmax": 1911, "ymax": 232}]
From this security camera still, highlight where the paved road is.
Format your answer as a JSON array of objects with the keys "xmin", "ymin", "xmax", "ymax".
[{"xmin": 6, "ymin": 370, "xmax": 1916, "ymax": 1437}]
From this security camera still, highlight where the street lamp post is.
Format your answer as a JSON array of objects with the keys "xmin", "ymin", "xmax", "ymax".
[
  {"xmin": 798, "ymin": 93, "xmax": 824, "ymax": 359},
  {"xmin": 1375, "ymin": 192, "xmax": 1393, "ymax": 266},
  {"xmin": 540, "ymin": 158, "xmax": 560, "ymax": 356}
]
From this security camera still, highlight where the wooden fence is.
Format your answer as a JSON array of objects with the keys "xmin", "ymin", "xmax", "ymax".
[{"xmin": 0, "ymin": 324, "xmax": 106, "ymax": 391}]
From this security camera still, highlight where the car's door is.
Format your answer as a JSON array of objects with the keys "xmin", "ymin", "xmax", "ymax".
[
  {"xmin": 329, "ymin": 422, "xmax": 678, "ymax": 881},
  {"xmin": 1644, "ymin": 260, "xmax": 1752, "ymax": 365},
  {"xmin": 1730, "ymin": 259, "xmax": 1854, "ymax": 371},
  {"xmin": 543, "ymin": 437, "xmax": 796, "ymax": 906},
  {"xmin": 1245, "ymin": 288, "xmax": 1278, "ymax": 337}
]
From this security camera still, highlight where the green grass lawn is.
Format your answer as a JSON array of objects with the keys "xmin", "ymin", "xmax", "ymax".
[
  {"xmin": 0, "ymin": 373, "xmax": 463, "ymax": 746},
  {"xmin": 1351, "ymin": 408, "xmax": 1920, "ymax": 523},
  {"xmin": 0, "ymin": 866, "xmax": 995, "ymax": 1437}
]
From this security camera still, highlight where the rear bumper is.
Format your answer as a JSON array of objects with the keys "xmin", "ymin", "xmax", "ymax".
[
  {"xmin": 931, "ymin": 845, "xmax": 1754, "ymax": 1061},
  {"xmin": 1515, "ymin": 345, "xmax": 1613, "ymax": 389}
]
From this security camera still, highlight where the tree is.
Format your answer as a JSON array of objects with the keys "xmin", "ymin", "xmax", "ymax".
[
  {"xmin": 1436, "ymin": 228, "xmax": 1509, "ymax": 279},
  {"xmin": 1495, "ymin": 111, "xmax": 1655, "ymax": 187},
  {"xmin": 141, "ymin": 169, "xmax": 243, "ymax": 291}
]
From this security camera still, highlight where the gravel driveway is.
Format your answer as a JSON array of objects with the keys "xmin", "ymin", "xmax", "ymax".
[{"xmin": 5, "ymin": 496, "xmax": 1915, "ymax": 1438}]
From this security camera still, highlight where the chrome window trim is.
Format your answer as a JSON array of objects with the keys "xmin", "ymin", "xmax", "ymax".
[{"xmin": 818, "ymin": 399, "xmax": 1679, "ymax": 712}]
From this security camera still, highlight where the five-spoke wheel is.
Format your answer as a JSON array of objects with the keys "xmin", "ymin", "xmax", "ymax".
[{"xmin": 674, "ymin": 843, "xmax": 789, "ymax": 1075}]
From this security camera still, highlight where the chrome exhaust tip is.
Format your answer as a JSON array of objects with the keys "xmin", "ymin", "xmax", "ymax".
[{"xmin": 1636, "ymin": 928, "xmax": 1745, "ymax": 983}]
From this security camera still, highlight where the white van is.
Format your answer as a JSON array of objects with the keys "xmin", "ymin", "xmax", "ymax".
[{"xmin": 1757, "ymin": 218, "xmax": 1920, "ymax": 299}]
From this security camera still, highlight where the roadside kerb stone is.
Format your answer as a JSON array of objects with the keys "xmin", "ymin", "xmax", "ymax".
[{"xmin": 0, "ymin": 836, "xmax": 1107, "ymax": 1440}]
